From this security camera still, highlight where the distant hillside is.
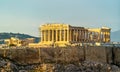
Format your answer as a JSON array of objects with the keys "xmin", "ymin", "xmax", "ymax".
[
  {"xmin": 0, "ymin": 32, "xmax": 40, "ymax": 44},
  {"xmin": 111, "ymin": 30, "xmax": 120, "ymax": 42}
]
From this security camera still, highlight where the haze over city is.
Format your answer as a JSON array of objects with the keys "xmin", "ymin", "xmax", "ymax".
[{"xmin": 0, "ymin": 0, "xmax": 120, "ymax": 37}]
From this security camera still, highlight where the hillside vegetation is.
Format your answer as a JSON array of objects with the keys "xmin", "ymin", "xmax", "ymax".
[{"xmin": 0, "ymin": 32, "xmax": 40, "ymax": 44}]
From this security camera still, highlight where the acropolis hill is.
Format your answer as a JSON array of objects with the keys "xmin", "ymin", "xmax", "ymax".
[{"xmin": 1, "ymin": 23, "xmax": 120, "ymax": 72}]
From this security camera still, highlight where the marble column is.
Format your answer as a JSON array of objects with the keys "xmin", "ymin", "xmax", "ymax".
[
  {"xmin": 69, "ymin": 29, "xmax": 72, "ymax": 41},
  {"xmin": 56, "ymin": 30, "xmax": 58, "ymax": 41},
  {"xmin": 64, "ymin": 29, "xmax": 66, "ymax": 41},
  {"xmin": 67, "ymin": 29, "xmax": 69, "ymax": 42},
  {"xmin": 60, "ymin": 30, "xmax": 62, "ymax": 41},
  {"xmin": 52, "ymin": 30, "xmax": 54, "ymax": 42}
]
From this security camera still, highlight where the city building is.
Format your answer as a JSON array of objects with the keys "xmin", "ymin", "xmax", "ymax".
[{"xmin": 38, "ymin": 23, "xmax": 111, "ymax": 47}]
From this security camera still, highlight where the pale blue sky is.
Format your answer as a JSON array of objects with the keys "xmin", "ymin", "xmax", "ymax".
[{"xmin": 0, "ymin": 0, "xmax": 120, "ymax": 36}]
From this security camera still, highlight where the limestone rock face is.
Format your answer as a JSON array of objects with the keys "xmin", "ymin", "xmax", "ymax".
[
  {"xmin": 0, "ymin": 57, "xmax": 120, "ymax": 72},
  {"xmin": 0, "ymin": 57, "xmax": 18, "ymax": 72}
]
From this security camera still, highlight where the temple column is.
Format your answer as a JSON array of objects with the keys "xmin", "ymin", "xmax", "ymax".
[
  {"xmin": 82, "ymin": 30, "xmax": 84, "ymax": 42},
  {"xmin": 60, "ymin": 30, "xmax": 62, "ymax": 41},
  {"xmin": 75, "ymin": 29, "xmax": 77, "ymax": 41},
  {"xmin": 78, "ymin": 29, "xmax": 80, "ymax": 41},
  {"xmin": 105, "ymin": 31, "xmax": 106, "ymax": 42},
  {"xmin": 84, "ymin": 30, "xmax": 86, "ymax": 42},
  {"xmin": 56, "ymin": 30, "xmax": 58, "ymax": 42},
  {"xmin": 73, "ymin": 29, "xmax": 75, "ymax": 42},
  {"xmin": 72, "ymin": 29, "xmax": 74, "ymax": 41},
  {"xmin": 67, "ymin": 29, "xmax": 69, "ymax": 42},
  {"xmin": 41, "ymin": 30, "xmax": 43, "ymax": 42},
  {"xmin": 78, "ymin": 29, "xmax": 80, "ymax": 42},
  {"xmin": 69, "ymin": 29, "xmax": 71, "ymax": 41},
  {"xmin": 72, "ymin": 29, "xmax": 75, "ymax": 41},
  {"xmin": 50, "ymin": 30, "xmax": 51, "ymax": 41},
  {"xmin": 47, "ymin": 30, "xmax": 50, "ymax": 41},
  {"xmin": 71, "ymin": 29, "xmax": 72, "ymax": 41},
  {"xmin": 64, "ymin": 29, "xmax": 66, "ymax": 41},
  {"xmin": 78, "ymin": 30, "xmax": 80, "ymax": 42},
  {"xmin": 44, "ymin": 30, "xmax": 46, "ymax": 42},
  {"xmin": 107, "ymin": 31, "xmax": 109, "ymax": 42},
  {"xmin": 97, "ymin": 31, "xmax": 100, "ymax": 42},
  {"xmin": 79, "ymin": 30, "xmax": 81, "ymax": 42},
  {"xmin": 52, "ymin": 30, "xmax": 54, "ymax": 42},
  {"xmin": 106, "ymin": 32, "xmax": 108, "ymax": 42},
  {"xmin": 81, "ymin": 30, "xmax": 83, "ymax": 42},
  {"xmin": 96, "ymin": 32, "xmax": 98, "ymax": 42},
  {"xmin": 83, "ymin": 30, "xmax": 84, "ymax": 42},
  {"xmin": 45, "ymin": 30, "xmax": 48, "ymax": 41},
  {"xmin": 76, "ymin": 29, "xmax": 78, "ymax": 41},
  {"xmin": 104, "ymin": 32, "xmax": 106, "ymax": 42},
  {"xmin": 102, "ymin": 31, "xmax": 105, "ymax": 42},
  {"xmin": 108, "ymin": 31, "xmax": 110, "ymax": 42}
]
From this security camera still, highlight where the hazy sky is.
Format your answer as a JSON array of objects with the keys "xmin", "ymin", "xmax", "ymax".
[{"xmin": 0, "ymin": 0, "xmax": 120, "ymax": 37}]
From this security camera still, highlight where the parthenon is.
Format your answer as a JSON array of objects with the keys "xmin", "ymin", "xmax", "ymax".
[{"xmin": 39, "ymin": 23, "xmax": 111, "ymax": 47}]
